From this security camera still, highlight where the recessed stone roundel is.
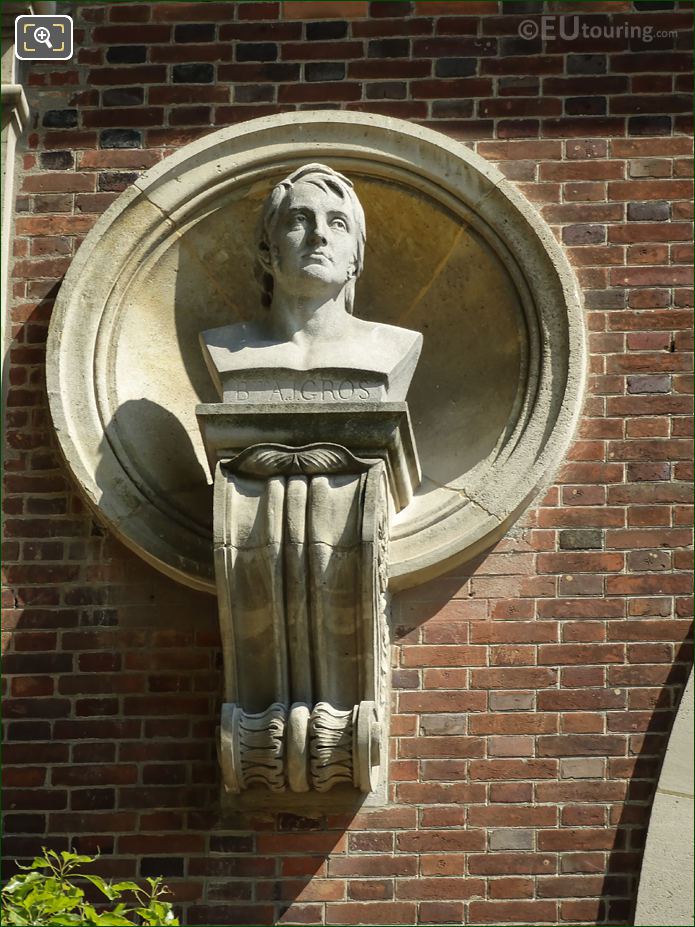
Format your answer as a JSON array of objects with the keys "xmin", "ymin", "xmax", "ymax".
[{"xmin": 46, "ymin": 111, "xmax": 585, "ymax": 593}]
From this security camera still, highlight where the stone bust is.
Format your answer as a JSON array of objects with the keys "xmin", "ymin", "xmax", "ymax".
[{"xmin": 200, "ymin": 163, "xmax": 422, "ymax": 404}]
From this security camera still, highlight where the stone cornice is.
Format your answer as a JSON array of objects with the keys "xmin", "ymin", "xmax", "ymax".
[{"xmin": 0, "ymin": 83, "xmax": 30, "ymax": 129}]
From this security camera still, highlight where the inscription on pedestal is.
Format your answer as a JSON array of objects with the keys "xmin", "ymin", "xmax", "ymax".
[{"xmin": 221, "ymin": 373, "xmax": 385, "ymax": 404}]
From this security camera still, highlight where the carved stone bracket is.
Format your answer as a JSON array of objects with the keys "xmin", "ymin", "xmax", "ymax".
[{"xmin": 198, "ymin": 405, "xmax": 420, "ymax": 797}]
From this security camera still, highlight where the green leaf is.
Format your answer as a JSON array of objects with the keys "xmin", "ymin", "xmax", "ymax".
[
  {"xmin": 46, "ymin": 914, "xmax": 83, "ymax": 925},
  {"xmin": 60, "ymin": 851, "xmax": 97, "ymax": 867},
  {"xmin": 93, "ymin": 914, "xmax": 136, "ymax": 926},
  {"xmin": 82, "ymin": 875, "xmax": 118, "ymax": 901},
  {"xmin": 3, "ymin": 871, "xmax": 44, "ymax": 894},
  {"xmin": 3, "ymin": 908, "xmax": 33, "ymax": 925},
  {"xmin": 110, "ymin": 882, "xmax": 141, "ymax": 895},
  {"xmin": 17, "ymin": 856, "xmax": 53, "ymax": 872}
]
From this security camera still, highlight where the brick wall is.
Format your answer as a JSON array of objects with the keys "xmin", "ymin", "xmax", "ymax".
[{"xmin": 2, "ymin": 2, "xmax": 693, "ymax": 925}]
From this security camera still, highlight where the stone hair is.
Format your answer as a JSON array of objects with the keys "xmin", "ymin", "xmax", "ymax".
[{"xmin": 255, "ymin": 163, "xmax": 366, "ymax": 312}]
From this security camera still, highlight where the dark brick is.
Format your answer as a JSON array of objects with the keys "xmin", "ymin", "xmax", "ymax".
[
  {"xmin": 100, "ymin": 129, "xmax": 142, "ymax": 149},
  {"xmin": 106, "ymin": 45, "xmax": 146, "ymax": 63},
  {"xmin": 218, "ymin": 61, "xmax": 299, "ymax": 82},
  {"xmin": 238, "ymin": 2, "xmax": 281, "ymax": 19},
  {"xmin": 169, "ymin": 105, "xmax": 211, "ymax": 126},
  {"xmin": 71, "ymin": 788, "xmax": 116, "ymax": 811},
  {"xmin": 563, "ymin": 225, "xmax": 605, "ymax": 246},
  {"xmin": 499, "ymin": 76, "xmax": 539, "ymax": 95},
  {"xmin": 627, "ymin": 201, "xmax": 670, "ymax": 221},
  {"xmin": 4, "ymin": 654, "xmax": 72, "ymax": 675},
  {"xmin": 174, "ymin": 23, "xmax": 215, "ymax": 42},
  {"xmin": 501, "ymin": 1, "xmax": 544, "ymax": 11},
  {"xmin": 559, "ymin": 530, "xmax": 604, "ymax": 551},
  {"xmin": 435, "ymin": 58, "xmax": 476, "ymax": 78},
  {"xmin": 39, "ymin": 151, "xmax": 74, "ymax": 170},
  {"xmin": 109, "ymin": 4, "xmax": 150, "ymax": 22},
  {"xmin": 172, "ymin": 63, "xmax": 214, "ymax": 83},
  {"xmin": 236, "ymin": 42, "xmax": 277, "ymax": 62},
  {"xmin": 306, "ymin": 20, "xmax": 347, "ymax": 40},
  {"xmin": 210, "ymin": 835, "xmax": 253, "ymax": 853},
  {"xmin": 566, "ymin": 96, "xmax": 607, "ymax": 116},
  {"xmin": 501, "ymin": 36, "xmax": 542, "ymax": 56},
  {"xmin": 102, "ymin": 87, "xmax": 145, "ymax": 107},
  {"xmin": 369, "ymin": 0, "xmax": 413, "ymax": 14},
  {"xmin": 628, "ymin": 115, "xmax": 673, "ymax": 135},
  {"xmin": 98, "ymin": 172, "xmax": 138, "ymax": 192},
  {"xmin": 42, "ymin": 110, "xmax": 78, "ymax": 128},
  {"xmin": 366, "ymin": 81, "xmax": 407, "ymax": 100},
  {"xmin": 568, "ymin": 55, "xmax": 606, "ymax": 75},
  {"xmin": 305, "ymin": 61, "xmax": 346, "ymax": 81},
  {"xmin": 140, "ymin": 857, "xmax": 185, "ymax": 877},
  {"xmin": 633, "ymin": 0, "xmax": 674, "ymax": 7},
  {"xmin": 627, "ymin": 375, "xmax": 671, "ymax": 394},
  {"xmin": 432, "ymin": 100, "xmax": 475, "ymax": 118},
  {"xmin": 234, "ymin": 85, "xmax": 275, "ymax": 103},
  {"xmin": 7, "ymin": 721, "xmax": 52, "ymax": 741},
  {"xmin": 368, "ymin": 39, "xmax": 410, "ymax": 58},
  {"xmin": 3, "ymin": 814, "xmax": 46, "ymax": 833}
]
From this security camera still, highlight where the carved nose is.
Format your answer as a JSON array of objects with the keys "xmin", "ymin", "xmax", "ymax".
[{"xmin": 309, "ymin": 225, "xmax": 327, "ymax": 246}]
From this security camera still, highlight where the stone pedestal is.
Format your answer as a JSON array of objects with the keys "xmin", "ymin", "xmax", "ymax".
[{"xmin": 197, "ymin": 403, "xmax": 420, "ymax": 798}]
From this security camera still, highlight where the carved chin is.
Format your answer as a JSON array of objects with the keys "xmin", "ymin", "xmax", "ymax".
[{"xmin": 295, "ymin": 265, "xmax": 343, "ymax": 288}]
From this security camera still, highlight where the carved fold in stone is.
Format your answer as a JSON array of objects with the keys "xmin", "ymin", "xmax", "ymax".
[
  {"xmin": 237, "ymin": 703, "xmax": 285, "ymax": 792},
  {"xmin": 230, "ymin": 443, "xmax": 372, "ymax": 478},
  {"xmin": 309, "ymin": 702, "xmax": 355, "ymax": 792},
  {"xmin": 211, "ymin": 441, "xmax": 390, "ymax": 794}
]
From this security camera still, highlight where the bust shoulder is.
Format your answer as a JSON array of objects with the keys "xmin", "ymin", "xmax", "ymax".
[
  {"xmin": 200, "ymin": 316, "xmax": 422, "ymax": 401},
  {"xmin": 201, "ymin": 320, "xmax": 267, "ymax": 353}
]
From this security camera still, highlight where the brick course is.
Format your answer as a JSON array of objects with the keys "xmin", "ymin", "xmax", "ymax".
[{"xmin": 2, "ymin": 1, "xmax": 693, "ymax": 925}]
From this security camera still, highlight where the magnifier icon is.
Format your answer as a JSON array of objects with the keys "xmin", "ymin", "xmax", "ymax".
[{"xmin": 34, "ymin": 25, "xmax": 53, "ymax": 48}]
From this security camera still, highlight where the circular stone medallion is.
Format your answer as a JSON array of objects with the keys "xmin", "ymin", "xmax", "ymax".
[{"xmin": 47, "ymin": 112, "xmax": 585, "ymax": 592}]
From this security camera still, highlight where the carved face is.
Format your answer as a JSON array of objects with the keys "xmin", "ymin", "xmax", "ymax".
[{"xmin": 269, "ymin": 180, "xmax": 359, "ymax": 297}]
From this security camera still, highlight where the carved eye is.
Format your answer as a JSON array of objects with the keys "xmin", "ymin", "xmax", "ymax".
[{"xmin": 331, "ymin": 217, "xmax": 348, "ymax": 231}]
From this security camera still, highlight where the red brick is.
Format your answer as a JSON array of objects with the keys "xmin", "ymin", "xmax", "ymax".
[
  {"xmin": 52, "ymin": 765, "xmax": 138, "ymax": 786},
  {"xmin": 398, "ymin": 691, "xmax": 486, "ymax": 713},
  {"xmin": 109, "ymin": 4, "xmax": 151, "ymax": 22},
  {"xmin": 402, "ymin": 645, "xmax": 486, "ymax": 667},
  {"xmin": 489, "ymin": 877, "xmax": 534, "ymax": 899},
  {"xmin": 469, "ymin": 901, "xmax": 557, "ymax": 923},
  {"xmin": 470, "ymin": 714, "xmax": 557, "ymax": 735},
  {"xmin": 396, "ymin": 877, "xmax": 484, "ymax": 899},
  {"xmin": 348, "ymin": 881, "xmax": 392, "ymax": 901},
  {"xmin": 471, "ymin": 668, "xmax": 557, "ymax": 689},
  {"xmin": 470, "ymin": 806, "xmax": 557, "ymax": 826},
  {"xmin": 82, "ymin": 108, "xmax": 165, "ymax": 128},
  {"xmin": 22, "ymin": 174, "xmax": 95, "ymax": 194},
  {"xmin": 539, "ymin": 829, "xmax": 619, "ymax": 851},
  {"xmin": 399, "ymin": 736, "xmax": 484, "ymax": 758},
  {"xmin": 415, "ymin": 1, "xmax": 496, "ymax": 11},
  {"xmin": 469, "ymin": 760, "xmax": 558, "ymax": 780},
  {"xmin": 396, "ymin": 830, "xmax": 485, "ymax": 852},
  {"xmin": 151, "ymin": 2, "xmax": 237, "ymax": 21},
  {"xmin": 88, "ymin": 66, "xmax": 167, "ymax": 86},
  {"xmin": 324, "ymin": 902, "xmax": 416, "ymax": 925}
]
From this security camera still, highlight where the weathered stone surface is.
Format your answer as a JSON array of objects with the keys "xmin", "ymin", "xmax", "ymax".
[{"xmin": 635, "ymin": 671, "xmax": 694, "ymax": 926}]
